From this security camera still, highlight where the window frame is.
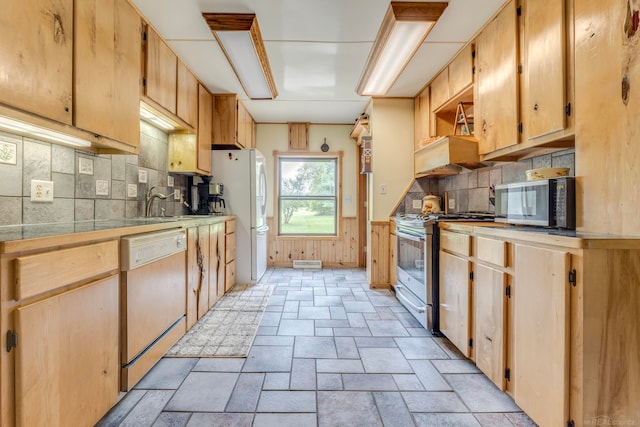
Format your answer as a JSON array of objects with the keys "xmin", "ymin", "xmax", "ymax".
[{"xmin": 274, "ymin": 150, "xmax": 343, "ymax": 239}]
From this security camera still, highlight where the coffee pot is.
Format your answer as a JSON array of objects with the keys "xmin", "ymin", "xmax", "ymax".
[{"xmin": 422, "ymin": 194, "xmax": 442, "ymax": 214}]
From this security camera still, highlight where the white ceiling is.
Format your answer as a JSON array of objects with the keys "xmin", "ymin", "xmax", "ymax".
[{"xmin": 131, "ymin": 0, "xmax": 507, "ymax": 124}]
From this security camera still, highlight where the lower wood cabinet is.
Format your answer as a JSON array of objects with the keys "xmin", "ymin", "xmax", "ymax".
[
  {"xmin": 208, "ymin": 222, "xmax": 224, "ymax": 308},
  {"xmin": 513, "ymin": 244, "xmax": 570, "ymax": 427},
  {"xmin": 224, "ymin": 219, "xmax": 237, "ymax": 291},
  {"xmin": 186, "ymin": 225, "xmax": 210, "ymax": 329},
  {"xmin": 439, "ymin": 250, "xmax": 472, "ymax": 357},
  {"xmin": 14, "ymin": 274, "xmax": 119, "ymax": 427}
]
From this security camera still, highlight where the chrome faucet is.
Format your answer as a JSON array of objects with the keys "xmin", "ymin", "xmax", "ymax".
[{"xmin": 145, "ymin": 186, "xmax": 171, "ymax": 217}]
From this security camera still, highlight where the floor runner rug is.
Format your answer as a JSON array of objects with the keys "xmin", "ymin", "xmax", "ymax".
[{"xmin": 165, "ymin": 283, "xmax": 274, "ymax": 357}]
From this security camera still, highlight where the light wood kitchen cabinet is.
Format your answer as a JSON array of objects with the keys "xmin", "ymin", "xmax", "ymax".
[
  {"xmin": 14, "ymin": 275, "xmax": 119, "ymax": 427},
  {"xmin": 474, "ymin": 0, "xmax": 519, "ymax": 155},
  {"xmin": 208, "ymin": 222, "xmax": 224, "ymax": 308},
  {"xmin": 212, "ymin": 94, "xmax": 255, "ymax": 149},
  {"xmin": 521, "ymin": 0, "xmax": 568, "ymax": 141},
  {"xmin": 414, "ymin": 87, "xmax": 431, "ymax": 149},
  {"xmin": 186, "ymin": 226, "xmax": 210, "ymax": 329},
  {"xmin": 177, "ymin": 60, "xmax": 199, "ymax": 128},
  {"xmin": 513, "ymin": 243, "xmax": 570, "ymax": 427},
  {"xmin": 448, "ymin": 44, "xmax": 474, "ymax": 99},
  {"xmin": 473, "ymin": 236, "xmax": 510, "ymax": 391},
  {"xmin": 439, "ymin": 229, "xmax": 472, "ymax": 357},
  {"xmin": 0, "ymin": 0, "xmax": 73, "ymax": 125},
  {"xmin": 168, "ymin": 84, "xmax": 212, "ymax": 175},
  {"xmin": 430, "ymin": 70, "xmax": 450, "ymax": 113},
  {"xmin": 288, "ymin": 122, "xmax": 309, "ymax": 151},
  {"xmin": 143, "ymin": 25, "xmax": 177, "ymax": 115},
  {"xmin": 74, "ymin": 0, "xmax": 141, "ymax": 149},
  {"xmin": 225, "ymin": 219, "xmax": 237, "ymax": 291}
]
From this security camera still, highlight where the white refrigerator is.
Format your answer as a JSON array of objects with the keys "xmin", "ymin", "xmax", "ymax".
[{"xmin": 212, "ymin": 149, "xmax": 268, "ymax": 284}]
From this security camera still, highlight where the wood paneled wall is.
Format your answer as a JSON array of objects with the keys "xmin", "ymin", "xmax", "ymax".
[
  {"xmin": 266, "ymin": 217, "xmax": 358, "ymax": 267},
  {"xmin": 367, "ymin": 221, "xmax": 390, "ymax": 288}
]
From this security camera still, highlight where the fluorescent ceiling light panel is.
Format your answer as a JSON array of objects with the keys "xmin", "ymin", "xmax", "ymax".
[
  {"xmin": 203, "ymin": 13, "xmax": 278, "ymax": 100},
  {"xmin": 0, "ymin": 115, "xmax": 91, "ymax": 147},
  {"xmin": 357, "ymin": 2, "xmax": 448, "ymax": 96}
]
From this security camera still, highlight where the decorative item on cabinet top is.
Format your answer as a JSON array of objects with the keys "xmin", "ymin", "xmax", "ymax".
[{"xmin": 361, "ymin": 136, "xmax": 372, "ymax": 174}]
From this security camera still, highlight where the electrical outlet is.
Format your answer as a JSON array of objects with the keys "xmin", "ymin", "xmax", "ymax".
[
  {"xmin": 380, "ymin": 184, "xmax": 387, "ymax": 194},
  {"xmin": 30, "ymin": 179, "xmax": 54, "ymax": 202},
  {"xmin": 174, "ymin": 188, "xmax": 181, "ymax": 200},
  {"xmin": 449, "ymin": 198, "xmax": 456, "ymax": 210},
  {"xmin": 138, "ymin": 169, "xmax": 148, "ymax": 183},
  {"xmin": 412, "ymin": 199, "xmax": 422, "ymax": 209},
  {"xmin": 167, "ymin": 175, "xmax": 174, "ymax": 187}
]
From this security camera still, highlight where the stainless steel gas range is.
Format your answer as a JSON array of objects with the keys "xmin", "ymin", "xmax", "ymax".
[{"xmin": 394, "ymin": 212, "xmax": 495, "ymax": 335}]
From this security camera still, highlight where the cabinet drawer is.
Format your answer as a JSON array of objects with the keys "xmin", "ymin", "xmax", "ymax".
[
  {"xmin": 15, "ymin": 240, "xmax": 119, "ymax": 300},
  {"xmin": 476, "ymin": 237, "xmax": 507, "ymax": 267},
  {"xmin": 225, "ymin": 259, "xmax": 236, "ymax": 291},
  {"xmin": 226, "ymin": 233, "xmax": 236, "ymax": 262},
  {"xmin": 440, "ymin": 230, "xmax": 471, "ymax": 256},
  {"xmin": 225, "ymin": 219, "xmax": 236, "ymax": 234}
]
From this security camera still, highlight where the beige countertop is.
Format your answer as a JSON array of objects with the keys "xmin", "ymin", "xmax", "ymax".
[
  {"xmin": 0, "ymin": 215, "xmax": 234, "ymax": 254},
  {"xmin": 439, "ymin": 221, "xmax": 640, "ymax": 249}
]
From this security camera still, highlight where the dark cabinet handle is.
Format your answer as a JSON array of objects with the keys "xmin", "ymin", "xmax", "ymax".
[{"xmin": 533, "ymin": 103, "xmax": 539, "ymax": 111}]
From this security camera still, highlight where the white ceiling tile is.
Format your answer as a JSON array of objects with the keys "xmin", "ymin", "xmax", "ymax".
[{"xmin": 245, "ymin": 100, "xmax": 368, "ymax": 124}]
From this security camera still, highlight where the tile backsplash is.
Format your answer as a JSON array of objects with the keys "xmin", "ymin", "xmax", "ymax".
[
  {"xmin": 395, "ymin": 148, "xmax": 575, "ymax": 215},
  {"xmin": 0, "ymin": 121, "xmax": 188, "ymax": 225}
]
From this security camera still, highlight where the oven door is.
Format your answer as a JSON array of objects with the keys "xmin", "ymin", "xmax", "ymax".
[{"xmin": 395, "ymin": 229, "xmax": 432, "ymax": 329}]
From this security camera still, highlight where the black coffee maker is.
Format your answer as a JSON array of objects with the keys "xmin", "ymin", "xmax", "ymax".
[{"xmin": 196, "ymin": 176, "xmax": 212, "ymax": 215}]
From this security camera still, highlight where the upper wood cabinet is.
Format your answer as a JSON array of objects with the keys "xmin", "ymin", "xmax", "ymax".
[
  {"xmin": 74, "ymin": 0, "xmax": 141, "ymax": 149},
  {"xmin": 521, "ymin": 0, "xmax": 567, "ymax": 140},
  {"xmin": 288, "ymin": 122, "xmax": 309, "ymax": 151},
  {"xmin": 168, "ymin": 84, "xmax": 212, "ymax": 175},
  {"xmin": 212, "ymin": 94, "xmax": 255, "ymax": 149},
  {"xmin": 448, "ymin": 44, "xmax": 474, "ymax": 98},
  {"xmin": 474, "ymin": 0, "xmax": 519, "ymax": 155},
  {"xmin": 176, "ymin": 60, "xmax": 198, "ymax": 128},
  {"xmin": 430, "ymin": 70, "xmax": 450, "ymax": 113},
  {"xmin": 144, "ymin": 26, "xmax": 177, "ymax": 115},
  {"xmin": 414, "ymin": 87, "xmax": 431, "ymax": 149},
  {"xmin": 0, "ymin": 0, "xmax": 74, "ymax": 125}
]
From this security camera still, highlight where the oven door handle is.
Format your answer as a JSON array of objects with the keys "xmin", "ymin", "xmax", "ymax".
[
  {"xmin": 395, "ymin": 285, "xmax": 426, "ymax": 313},
  {"xmin": 396, "ymin": 230, "xmax": 425, "ymax": 242}
]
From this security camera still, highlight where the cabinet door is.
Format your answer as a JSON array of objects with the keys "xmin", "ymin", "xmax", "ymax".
[
  {"xmin": 212, "ymin": 95, "xmax": 238, "ymax": 146},
  {"xmin": 448, "ymin": 44, "xmax": 474, "ymax": 98},
  {"xmin": 145, "ymin": 26, "xmax": 177, "ymax": 114},
  {"xmin": 430, "ymin": 70, "xmax": 449, "ymax": 112},
  {"xmin": 475, "ymin": 0, "xmax": 519, "ymax": 154},
  {"xmin": 414, "ymin": 87, "xmax": 431, "ymax": 149},
  {"xmin": 197, "ymin": 84, "xmax": 212, "ymax": 175},
  {"xmin": 187, "ymin": 226, "xmax": 210, "ymax": 329},
  {"xmin": 177, "ymin": 60, "xmax": 198, "ymax": 128},
  {"xmin": 523, "ymin": 0, "xmax": 566, "ymax": 140},
  {"xmin": 474, "ymin": 264, "xmax": 507, "ymax": 389},
  {"xmin": 237, "ymin": 101, "xmax": 248, "ymax": 148},
  {"xmin": 439, "ymin": 251, "xmax": 471, "ymax": 356},
  {"xmin": 514, "ymin": 244, "xmax": 569, "ymax": 427},
  {"xmin": 74, "ymin": 0, "xmax": 141, "ymax": 148},
  {"xmin": 217, "ymin": 223, "xmax": 227, "ymax": 296},
  {"xmin": 208, "ymin": 223, "xmax": 222, "ymax": 308},
  {"xmin": 15, "ymin": 275, "xmax": 119, "ymax": 427},
  {"xmin": 0, "ymin": 0, "xmax": 73, "ymax": 124},
  {"xmin": 288, "ymin": 123, "xmax": 309, "ymax": 151}
]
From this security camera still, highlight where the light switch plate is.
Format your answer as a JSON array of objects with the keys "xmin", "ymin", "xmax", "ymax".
[
  {"xmin": 412, "ymin": 199, "xmax": 422, "ymax": 209},
  {"xmin": 127, "ymin": 184, "xmax": 138, "ymax": 198},
  {"xmin": 167, "ymin": 176, "xmax": 174, "ymax": 187},
  {"xmin": 138, "ymin": 169, "xmax": 148, "ymax": 183},
  {"xmin": 449, "ymin": 198, "xmax": 456, "ymax": 209},
  {"xmin": 30, "ymin": 179, "xmax": 54, "ymax": 202},
  {"xmin": 380, "ymin": 184, "xmax": 387, "ymax": 194}
]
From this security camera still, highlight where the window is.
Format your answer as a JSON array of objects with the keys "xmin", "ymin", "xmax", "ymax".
[{"xmin": 277, "ymin": 154, "xmax": 340, "ymax": 236}]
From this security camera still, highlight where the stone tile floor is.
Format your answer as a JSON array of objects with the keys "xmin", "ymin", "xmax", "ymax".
[{"xmin": 97, "ymin": 267, "xmax": 537, "ymax": 427}]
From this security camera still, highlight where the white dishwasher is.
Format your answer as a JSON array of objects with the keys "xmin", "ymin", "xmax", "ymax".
[{"xmin": 120, "ymin": 229, "xmax": 187, "ymax": 391}]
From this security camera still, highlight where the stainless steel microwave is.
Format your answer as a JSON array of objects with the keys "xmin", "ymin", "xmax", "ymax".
[{"xmin": 494, "ymin": 177, "xmax": 576, "ymax": 229}]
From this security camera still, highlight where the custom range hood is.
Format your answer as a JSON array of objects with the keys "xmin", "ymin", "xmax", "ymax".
[{"xmin": 414, "ymin": 135, "xmax": 487, "ymax": 177}]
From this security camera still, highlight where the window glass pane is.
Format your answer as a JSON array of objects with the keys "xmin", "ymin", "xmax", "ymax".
[
  {"xmin": 279, "ymin": 200, "xmax": 336, "ymax": 235},
  {"xmin": 279, "ymin": 159, "xmax": 336, "ymax": 196}
]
